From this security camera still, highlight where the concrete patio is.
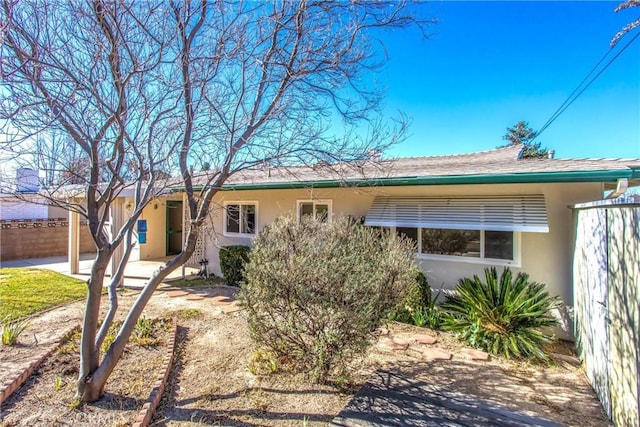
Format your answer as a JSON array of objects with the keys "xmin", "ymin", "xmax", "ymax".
[
  {"xmin": 332, "ymin": 370, "xmax": 565, "ymax": 427},
  {"xmin": 0, "ymin": 254, "xmax": 199, "ymax": 288}
]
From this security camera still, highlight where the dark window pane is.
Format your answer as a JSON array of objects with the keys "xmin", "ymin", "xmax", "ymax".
[
  {"xmin": 315, "ymin": 204, "xmax": 329, "ymax": 222},
  {"xmin": 421, "ymin": 228, "xmax": 480, "ymax": 257},
  {"xmin": 242, "ymin": 204, "xmax": 256, "ymax": 234},
  {"xmin": 226, "ymin": 204, "xmax": 240, "ymax": 233},
  {"xmin": 300, "ymin": 203, "xmax": 314, "ymax": 219},
  {"xmin": 485, "ymin": 230, "xmax": 514, "ymax": 260},
  {"xmin": 396, "ymin": 227, "xmax": 418, "ymax": 249}
]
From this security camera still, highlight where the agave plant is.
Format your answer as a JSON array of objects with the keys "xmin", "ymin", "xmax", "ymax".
[{"xmin": 442, "ymin": 267, "xmax": 561, "ymax": 360}]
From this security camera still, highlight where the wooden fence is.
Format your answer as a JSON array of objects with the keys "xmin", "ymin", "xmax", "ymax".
[{"xmin": 573, "ymin": 199, "xmax": 639, "ymax": 427}]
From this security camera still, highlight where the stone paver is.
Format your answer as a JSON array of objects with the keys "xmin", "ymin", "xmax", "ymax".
[
  {"xmin": 392, "ymin": 338, "xmax": 411, "ymax": 347},
  {"xmin": 211, "ymin": 296, "xmax": 232, "ymax": 306},
  {"xmin": 379, "ymin": 337, "xmax": 409, "ymax": 351},
  {"xmin": 166, "ymin": 290, "xmax": 189, "ymax": 297},
  {"xmin": 422, "ymin": 347, "xmax": 452, "ymax": 361},
  {"xmin": 413, "ymin": 334, "xmax": 437, "ymax": 345},
  {"xmin": 461, "ymin": 347, "xmax": 491, "ymax": 361},
  {"xmin": 184, "ymin": 295, "xmax": 205, "ymax": 301}
]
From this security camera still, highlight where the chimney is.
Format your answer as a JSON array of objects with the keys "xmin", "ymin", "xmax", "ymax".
[
  {"xmin": 16, "ymin": 168, "xmax": 39, "ymax": 193},
  {"xmin": 547, "ymin": 150, "xmax": 555, "ymax": 159}
]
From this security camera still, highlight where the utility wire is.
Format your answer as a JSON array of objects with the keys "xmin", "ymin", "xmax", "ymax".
[{"xmin": 532, "ymin": 30, "xmax": 640, "ymax": 142}]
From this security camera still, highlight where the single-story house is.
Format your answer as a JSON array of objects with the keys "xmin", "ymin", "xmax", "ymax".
[{"xmin": 66, "ymin": 144, "xmax": 640, "ymax": 334}]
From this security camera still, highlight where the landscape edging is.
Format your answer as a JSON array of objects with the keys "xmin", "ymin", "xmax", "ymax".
[
  {"xmin": 0, "ymin": 325, "xmax": 80, "ymax": 405},
  {"xmin": 132, "ymin": 316, "xmax": 178, "ymax": 427}
]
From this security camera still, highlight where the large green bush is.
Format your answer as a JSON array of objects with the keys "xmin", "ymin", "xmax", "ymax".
[
  {"xmin": 219, "ymin": 245, "xmax": 251, "ymax": 286},
  {"xmin": 442, "ymin": 267, "xmax": 561, "ymax": 360},
  {"xmin": 238, "ymin": 216, "xmax": 418, "ymax": 383}
]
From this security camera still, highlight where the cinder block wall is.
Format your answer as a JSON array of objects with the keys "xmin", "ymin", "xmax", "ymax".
[{"xmin": 0, "ymin": 220, "xmax": 95, "ymax": 261}]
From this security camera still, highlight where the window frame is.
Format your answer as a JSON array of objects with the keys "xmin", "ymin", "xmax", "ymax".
[
  {"xmin": 296, "ymin": 199, "xmax": 333, "ymax": 223},
  {"xmin": 223, "ymin": 201, "xmax": 258, "ymax": 237},
  {"xmin": 395, "ymin": 226, "xmax": 521, "ymax": 267}
]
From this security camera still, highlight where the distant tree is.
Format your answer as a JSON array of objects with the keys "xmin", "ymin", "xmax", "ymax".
[
  {"xmin": 35, "ymin": 131, "xmax": 81, "ymax": 186},
  {"xmin": 501, "ymin": 121, "xmax": 549, "ymax": 159},
  {"xmin": 611, "ymin": 0, "xmax": 640, "ymax": 47}
]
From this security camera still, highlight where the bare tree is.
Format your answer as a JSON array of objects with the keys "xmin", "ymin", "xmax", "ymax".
[
  {"xmin": 2, "ymin": 0, "xmax": 184, "ymax": 401},
  {"xmin": 1, "ymin": 0, "xmax": 432, "ymax": 402}
]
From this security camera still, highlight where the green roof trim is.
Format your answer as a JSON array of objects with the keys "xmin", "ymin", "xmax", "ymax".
[{"xmin": 207, "ymin": 168, "xmax": 640, "ymax": 191}]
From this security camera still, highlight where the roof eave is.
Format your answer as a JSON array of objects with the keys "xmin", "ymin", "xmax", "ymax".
[{"xmin": 203, "ymin": 169, "xmax": 637, "ymax": 191}]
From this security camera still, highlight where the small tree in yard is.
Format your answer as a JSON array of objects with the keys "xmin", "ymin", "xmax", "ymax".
[
  {"xmin": 1, "ymin": 0, "xmax": 432, "ymax": 401},
  {"xmin": 239, "ymin": 216, "xmax": 418, "ymax": 383}
]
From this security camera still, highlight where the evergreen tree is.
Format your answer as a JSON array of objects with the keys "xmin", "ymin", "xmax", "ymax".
[{"xmin": 502, "ymin": 121, "xmax": 549, "ymax": 159}]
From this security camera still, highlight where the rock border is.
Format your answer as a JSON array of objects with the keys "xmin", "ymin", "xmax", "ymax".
[
  {"xmin": 0, "ymin": 325, "xmax": 80, "ymax": 405},
  {"xmin": 132, "ymin": 316, "xmax": 178, "ymax": 427}
]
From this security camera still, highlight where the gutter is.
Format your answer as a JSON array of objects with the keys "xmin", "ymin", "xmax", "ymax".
[{"xmin": 188, "ymin": 168, "xmax": 639, "ymax": 192}]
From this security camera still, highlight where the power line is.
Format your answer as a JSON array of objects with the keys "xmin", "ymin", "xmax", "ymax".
[{"xmin": 533, "ymin": 30, "xmax": 640, "ymax": 142}]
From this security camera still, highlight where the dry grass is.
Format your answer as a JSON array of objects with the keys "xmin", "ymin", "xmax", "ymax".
[
  {"xmin": 0, "ymin": 286, "xmax": 610, "ymax": 427},
  {"xmin": 0, "ymin": 318, "xmax": 171, "ymax": 426}
]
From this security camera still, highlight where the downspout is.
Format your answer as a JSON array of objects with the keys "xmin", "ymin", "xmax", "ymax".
[{"xmin": 605, "ymin": 178, "xmax": 628, "ymax": 199}]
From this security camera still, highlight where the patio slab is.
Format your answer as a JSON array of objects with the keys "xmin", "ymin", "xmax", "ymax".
[
  {"xmin": 1, "ymin": 254, "xmax": 198, "ymax": 289},
  {"xmin": 331, "ymin": 369, "xmax": 564, "ymax": 427}
]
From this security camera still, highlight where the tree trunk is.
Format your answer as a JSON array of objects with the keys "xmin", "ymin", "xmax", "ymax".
[
  {"xmin": 76, "ymin": 237, "xmax": 196, "ymax": 401},
  {"xmin": 76, "ymin": 249, "xmax": 111, "ymax": 400}
]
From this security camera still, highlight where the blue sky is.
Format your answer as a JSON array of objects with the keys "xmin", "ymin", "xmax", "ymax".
[{"xmin": 378, "ymin": 1, "xmax": 640, "ymax": 159}]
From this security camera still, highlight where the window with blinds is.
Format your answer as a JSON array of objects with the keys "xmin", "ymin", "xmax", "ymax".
[
  {"xmin": 364, "ymin": 195, "xmax": 548, "ymax": 232},
  {"xmin": 366, "ymin": 195, "xmax": 547, "ymax": 266}
]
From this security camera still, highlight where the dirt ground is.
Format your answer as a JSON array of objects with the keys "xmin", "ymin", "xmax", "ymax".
[{"xmin": 0, "ymin": 286, "xmax": 611, "ymax": 426}]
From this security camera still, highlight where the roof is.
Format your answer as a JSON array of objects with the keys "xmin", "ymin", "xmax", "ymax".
[{"xmin": 210, "ymin": 144, "xmax": 640, "ymax": 191}]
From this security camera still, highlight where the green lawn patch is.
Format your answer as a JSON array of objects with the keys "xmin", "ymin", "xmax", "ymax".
[
  {"xmin": 0, "ymin": 268, "xmax": 87, "ymax": 319},
  {"xmin": 164, "ymin": 276, "xmax": 225, "ymax": 288}
]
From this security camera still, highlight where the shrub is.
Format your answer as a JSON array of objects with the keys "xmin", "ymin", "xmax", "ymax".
[
  {"xmin": 219, "ymin": 245, "xmax": 251, "ymax": 286},
  {"xmin": 389, "ymin": 272, "xmax": 442, "ymax": 330},
  {"xmin": 239, "ymin": 215, "xmax": 417, "ymax": 383},
  {"xmin": 248, "ymin": 348, "xmax": 278, "ymax": 376},
  {"xmin": 1, "ymin": 316, "xmax": 31, "ymax": 346},
  {"xmin": 442, "ymin": 267, "xmax": 561, "ymax": 360}
]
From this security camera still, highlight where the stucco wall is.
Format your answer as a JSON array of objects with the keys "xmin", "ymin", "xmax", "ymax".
[
  {"xmin": 130, "ymin": 196, "xmax": 185, "ymax": 260},
  {"xmin": 203, "ymin": 182, "xmax": 602, "ymax": 337},
  {"xmin": 135, "ymin": 197, "xmax": 174, "ymax": 260},
  {"xmin": 0, "ymin": 195, "xmax": 49, "ymax": 220}
]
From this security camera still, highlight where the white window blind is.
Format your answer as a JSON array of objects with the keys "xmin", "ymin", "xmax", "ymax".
[{"xmin": 364, "ymin": 195, "xmax": 549, "ymax": 233}]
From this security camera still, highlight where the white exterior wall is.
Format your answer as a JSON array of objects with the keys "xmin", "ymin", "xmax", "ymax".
[
  {"xmin": 0, "ymin": 195, "xmax": 49, "ymax": 220},
  {"xmin": 204, "ymin": 182, "xmax": 603, "ymax": 336},
  {"xmin": 205, "ymin": 182, "xmax": 601, "ymax": 294}
]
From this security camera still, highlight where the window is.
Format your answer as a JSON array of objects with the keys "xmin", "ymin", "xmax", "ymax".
[
  {"xmin": 297, "ymin": 200, "xmax": 332, "ymax": 223},
  {"xmin": 395, "ymin": 227, "xmax": 519, "ymax": 265},
  {"xmin": 224, "ymin": 202, "xmax": 257, "ymax": 236}
]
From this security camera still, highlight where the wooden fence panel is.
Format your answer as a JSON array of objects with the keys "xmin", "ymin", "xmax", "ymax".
[
  {"xmin": 607, "ymin": 208, "xmax": 639, "ymax": 427},
  {"xmin": 574, "ymin": 208, "xmax": 610, "ymax": 413},
  {"xmin": 574, "ymin": 203, "xmax": 640, "ymax": 427}
]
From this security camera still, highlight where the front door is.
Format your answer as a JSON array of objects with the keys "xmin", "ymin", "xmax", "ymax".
[{"xmin": 166, "ymin": 201, "xmax": 183, "ymax": 255}]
